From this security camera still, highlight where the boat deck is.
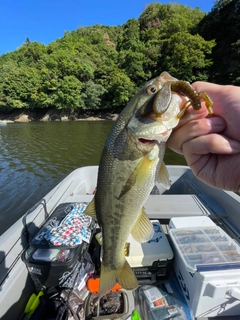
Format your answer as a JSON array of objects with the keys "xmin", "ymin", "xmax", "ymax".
[{"xmin": 1, "ymin": 166, "xmax": 240, "ymax": 320}]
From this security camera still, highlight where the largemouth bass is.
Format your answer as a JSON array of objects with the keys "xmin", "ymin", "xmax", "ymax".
[{"xmin": 85, "ymin": 71, "xmax": 203, "ymax": 296}]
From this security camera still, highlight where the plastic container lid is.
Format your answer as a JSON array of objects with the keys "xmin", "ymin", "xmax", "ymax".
[
  {"xmin": 32, "ymin": 249, "xmax": 61, "ymax": 262},
  {"xmin": 169, "ymin": 226, "xmax": 240, "ymax": 272},
  {"xmin": 169, "ymin": 216, "xmax": 215, "ymax": 229}
]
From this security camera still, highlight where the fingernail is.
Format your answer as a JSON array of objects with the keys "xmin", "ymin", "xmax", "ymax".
[{"xmin": 206, "ymin": 117, "xmax": 225, "ymax": 128}]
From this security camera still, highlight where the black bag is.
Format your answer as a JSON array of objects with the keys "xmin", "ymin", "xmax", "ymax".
[{"xmin": 22, "ymin": 202, "xmax": 96, "ymax": 291}]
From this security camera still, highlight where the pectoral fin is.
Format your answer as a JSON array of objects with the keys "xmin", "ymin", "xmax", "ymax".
[
  {"xmin": 131, "ymin": 207, "xmax": 154, "ymax": 242},
  {"xmin": 135, "ymin": 156, "xmax": 155, "ymax": 187},
  {"xmin": 157, "ymin": 162, "xmax": 170, "ymax": 189},
  {"xmin": 119, "ymin": 157, "xmax": 154, "ymax": 199},
  {"xmin": 84, "ymin": 197, "xmax": 97, "ymax": 219}
]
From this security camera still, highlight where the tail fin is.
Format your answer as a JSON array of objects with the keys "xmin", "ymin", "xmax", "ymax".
[{"xmin": 99, "ymin": 259, "xmax": 138, "ymax": 297}]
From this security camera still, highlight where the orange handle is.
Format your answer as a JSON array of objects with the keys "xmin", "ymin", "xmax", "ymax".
[{"xmin": 87, "ymin": 278, "xmax": 122, "ymax": 293}]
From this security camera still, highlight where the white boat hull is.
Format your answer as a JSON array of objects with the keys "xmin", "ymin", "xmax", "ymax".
[{"xmin": 1, "ymin": 165, "xmax": 240, "ymax": 319}]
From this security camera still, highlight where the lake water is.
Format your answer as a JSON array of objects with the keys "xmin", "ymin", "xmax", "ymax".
[{"xmin": 0, "ymin": 121, "xmax": 186, "ymax": 235}]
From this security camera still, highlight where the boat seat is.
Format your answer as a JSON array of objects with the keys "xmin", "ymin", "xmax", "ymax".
[
  {"xmin": 64, "ymin": 194, "xmax": 211, "ymax": 219},
  {"xmin": 145, "ymin": 195, "xmax": 210, "ymax": 219}
]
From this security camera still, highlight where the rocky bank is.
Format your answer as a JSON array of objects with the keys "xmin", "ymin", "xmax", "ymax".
[{"xmin": 0, "ymin": 108, "xmax": 119, "ymax": 123}]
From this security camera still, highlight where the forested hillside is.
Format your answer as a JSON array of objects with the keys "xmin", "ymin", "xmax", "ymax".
[{"xmin": 0, "ymin": 0, "xmax": 239, "ymax": 115}]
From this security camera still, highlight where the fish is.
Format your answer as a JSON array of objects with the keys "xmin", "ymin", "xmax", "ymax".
[{"xmin": 84, "ymin": 71, "xmax": 208, "ymax": 296}]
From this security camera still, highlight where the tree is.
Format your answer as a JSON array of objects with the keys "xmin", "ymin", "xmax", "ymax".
[
  {"xmin": 117, "ymin": 19, "xmax": 147, "ymax": 84},
  {"xmin": 81, "ymin": 80, "xmax": 106, "ymax": 110},
  {"xmin": 55, "ymin": 76, "xmax": 82, "ymax": 109},
  {"xmin": 0, "ymin": 2, "xmax": 229, "ymax": 113},
  {"xmin": 139, "ymin": 3, "xmax": 214, "ymax": 80},
  {"xmin": 160, "ymin": 32, "xmax": 215, "ymax": 81},
  {"xmin": 198, "ymin": 0, "xmax": 240, "ymax": 83},
  {"xmin": 230, "ymin": 39, "xmax": 240, "ymax": 85},
  {"xmin": 96, "ymin": 66, "xmax": 136, "ymax": 110},
  {"xmin": 0, "ymin": 65, "xmax": 42, "ymax": 109}
]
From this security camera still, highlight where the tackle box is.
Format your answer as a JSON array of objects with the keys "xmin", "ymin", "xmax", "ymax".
[
  {"xmin": 169, "ymin": 225, "xmax": 240, "ymax": 317},
  {"xmin": 84, "ymin": 289, "xmax": 135, "ymax": 319},
  {"xmin": 22, "ymin": 202, "xmax": 96, "ymax": 291},
  {"xmin": 125, "ymin": 220, "xmax": 173, "ymax": 283}
]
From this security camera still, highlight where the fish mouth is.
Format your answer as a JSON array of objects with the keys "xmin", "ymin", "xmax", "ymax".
[
  {"xmin": 138, "ymin": 138, "xmax": 158, "ymax": 144},
  {"xmin": 138, "ymin": 133, "xmax": 168, "ymax": 144}
]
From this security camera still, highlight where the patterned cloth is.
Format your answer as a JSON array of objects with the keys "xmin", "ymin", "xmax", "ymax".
[
  {"xmin": 45, "ymin": 204, "xmax": 92, "ymax": 246},
  {"xmin": 32, "ymin": 203, "xmax": 94, "ymax": 247}
]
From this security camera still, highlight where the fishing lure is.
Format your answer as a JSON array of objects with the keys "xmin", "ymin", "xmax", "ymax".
[
  {"xmin": 140, "ymin": 74, "xmax": 213, "ymax": 119},
  {"xmin": 171, "ymin": 80, "xmax": 213, "ymax": 118}
]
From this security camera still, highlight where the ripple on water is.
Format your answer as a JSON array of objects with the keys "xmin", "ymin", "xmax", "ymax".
[{"xmin": 0, "ymin": 121, "xmax": 113, "ymax": 235}]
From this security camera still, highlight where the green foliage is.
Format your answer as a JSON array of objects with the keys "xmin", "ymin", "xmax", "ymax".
[
  {"xmin": 0, "ymin": 2, "xmax": 236, "ymax": 112},
  {"xmin": 0, "ymin": 63, "xmax": 42, "ymax": 109},
  {"xmin": 95, "ymin": 65, "xmax": 136, "ymax": 110},
  {"xmin": 52, "ymin": 75, "xmax": 82, "ymax": 109},
  {"xmin": 197, "ymin": 0, "xmax": 240, "ymax": 84},
  {"xmin": 138, "ymin": 3, "xmax": 212, "ymax": 80},
  {"xmin": 160, "ymin": 32, "xmax": 215, "ymax": 81},
  {"xmin": 81, "ymin": 80, "xmax": 106, "ymax": 110}
]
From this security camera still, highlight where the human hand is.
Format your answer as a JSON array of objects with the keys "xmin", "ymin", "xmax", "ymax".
[{"xmin": 167, "ymin": 82, "xmax": 240, "ymax": 191}]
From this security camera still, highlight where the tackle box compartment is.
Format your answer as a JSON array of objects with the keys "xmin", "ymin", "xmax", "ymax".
[{"xmin": 84, "ymin": 289, "xmax": 135, "ymax": 319}]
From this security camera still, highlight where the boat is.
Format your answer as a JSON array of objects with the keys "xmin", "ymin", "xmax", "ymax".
[{"xmin": 1, "ymin": 165, "xmax": 240, "ymax": 320}]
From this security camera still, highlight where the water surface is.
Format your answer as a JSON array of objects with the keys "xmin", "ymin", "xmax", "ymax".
[{"xmin": 0, "ymin": 121, "xmax": 186, "ymax": 235}]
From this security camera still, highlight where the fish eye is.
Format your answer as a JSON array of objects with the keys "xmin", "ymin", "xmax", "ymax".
[{"xmin": 146, "ymin": 85, "xmax": 158, "ymax": 95}]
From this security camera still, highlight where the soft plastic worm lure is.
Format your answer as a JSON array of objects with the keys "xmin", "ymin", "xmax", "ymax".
[{"xmin": 171, "ymin": 80, "xmax": 213, "ymax": 118}]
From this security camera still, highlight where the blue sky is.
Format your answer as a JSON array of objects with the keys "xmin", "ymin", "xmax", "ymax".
[{"xmin": 0, "ymin": 0, "xmax": 215, "ymax": 55}]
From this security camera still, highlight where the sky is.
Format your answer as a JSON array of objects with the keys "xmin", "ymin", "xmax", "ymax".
[{"xmin": 0, "ymin": 0, "xmax": 215, "ymax": 55}]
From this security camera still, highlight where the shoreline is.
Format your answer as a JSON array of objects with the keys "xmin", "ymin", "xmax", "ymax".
[{"xmin": 0, "ymin": 108, "xmax": 119, "ymax": 123}]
